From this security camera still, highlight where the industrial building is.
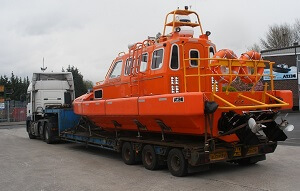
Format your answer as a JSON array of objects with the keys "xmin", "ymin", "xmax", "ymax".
[{"xmin": 261, "ymin": 43, "xmax": 300, "ymax": 110}]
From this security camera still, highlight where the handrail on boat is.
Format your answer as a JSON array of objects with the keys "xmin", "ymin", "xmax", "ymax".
[
  {"xmin": 163, "ymin": 9, "xmax": 204, "ymax": 36},
  {"xmin": 181, "ymin": 46, "xmax": 289, "ymax": 110}
]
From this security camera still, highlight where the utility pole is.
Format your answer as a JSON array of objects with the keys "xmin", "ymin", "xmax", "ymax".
[{"xmin": 7, "ymin": 100, "xmax": 10, "ymax": 122}]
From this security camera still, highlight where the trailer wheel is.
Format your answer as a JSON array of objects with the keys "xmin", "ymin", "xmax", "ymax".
[
  {"xmin": 122, "ymin": 142, "xmax": 136, "ymax": 165},
  {"xmin": 167, "ymin": 148, "xmax": 188, "ymax": 177},
  {"xmin": 44, "ymin": 122, "xmax": 54, "ymax": 144},
  {"xmin": 142, "ymin": 145, "xmax": 159, "ymax": 170}
]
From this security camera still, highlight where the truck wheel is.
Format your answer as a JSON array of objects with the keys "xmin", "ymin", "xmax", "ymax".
[
  {"xmin": 38, "ymin": 122, "xmax": 44, "ymax": 140},
  {"xmin": 142, "ymin": 145, "xmax": 159, "ymax": 170},
  {"xmin": 27, "ymin": 122, "xmax": 36, "ymax": 139},
  {"xmin": 44, "ymin": 122, "xmax": 54, "ymax": 144},
  {"xmin": 28, "ymin": 131, "xmax": 36, "ymax": 139},
  {"xmin": 167, "ymin": 148, "xmax": 187, "ymax": 177},
  {"xmin": 122, "ymin": 142, "xmax": 136, "ymax": 165}
]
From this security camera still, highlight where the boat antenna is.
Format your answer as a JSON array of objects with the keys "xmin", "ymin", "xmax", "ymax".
[{"xmin": 41, "ymin": 57, "xmax": 47, "ymax": 72}]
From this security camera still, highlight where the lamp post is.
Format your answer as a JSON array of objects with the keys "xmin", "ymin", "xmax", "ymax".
[{"xmin": 294, "ymin": 42, "xmax": 298, "ymax": 63}]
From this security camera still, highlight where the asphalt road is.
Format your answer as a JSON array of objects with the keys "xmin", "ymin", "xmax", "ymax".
[{"xmin": 0, "ymin": 125, "xmax": 300, "ymax": 191}]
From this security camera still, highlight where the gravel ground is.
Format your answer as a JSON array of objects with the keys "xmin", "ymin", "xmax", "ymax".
[{"xmin": 0, "ymin": 125, "xmax": 299, "ymax": 191}]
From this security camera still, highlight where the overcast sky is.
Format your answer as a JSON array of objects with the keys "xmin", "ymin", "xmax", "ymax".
[{"xmin": 0, "ymin": 0, "xmax": 299, "ymax": 83}]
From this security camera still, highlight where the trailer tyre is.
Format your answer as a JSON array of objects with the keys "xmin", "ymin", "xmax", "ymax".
[
  {"xmin": 167, "ymin": 148, "xmax": 188, "ymax": 177},
  {"xmin": 44, "ymin": 122, "xmax": 54, "ymax": 144},
  {"xmin": 122, "ymin": 142, "xmax": 136, "ymax": 165},
  {"xmin": 142, "ymin": 145, "xmax": 159, "ymax": 170}
]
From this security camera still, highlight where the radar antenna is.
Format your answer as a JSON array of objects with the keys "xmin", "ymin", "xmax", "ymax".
[{"xmin": 41, "ymin": 57, "xmax": 47, "ymax": 72}]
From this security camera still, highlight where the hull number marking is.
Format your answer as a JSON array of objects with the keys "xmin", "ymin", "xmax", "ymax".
[{"xmin": 173, "ymin": 97, "xmax": 184, "ymax": 103}]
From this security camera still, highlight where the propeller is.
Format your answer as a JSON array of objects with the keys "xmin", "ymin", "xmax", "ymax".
[
  {"xmin": 248, "ymin": 118, "xmax": 266, "ymax": 134},
  {"xmin": 279, "ymin": 113, "xmax": 294, "ymax": 132}
]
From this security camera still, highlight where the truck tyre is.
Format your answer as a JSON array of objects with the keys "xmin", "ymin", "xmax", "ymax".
[
  {"xmin": 28, "ymin": 131, "xmax": 36, "ymax": 139},
  {"xmin": 44, "ymin": 122, "xmax": 54, "ymax": 144},
  {"xmin": 167, "ymin": 148, "xmax": 188, "ymax": 177},
  {"xmin": 38, "ymin": 122, "xmax": 44, "ymax": 140},
  {"xmin": 122, "ymin": 142, "xmax": 136, "ymax": 165},
  {"xmin": 27, "ymin": 122, "xmax": 36, "ymax": 139},
  {"xmin": 142, "ymin": 145, "xmax": 159, "ymax": 170}
]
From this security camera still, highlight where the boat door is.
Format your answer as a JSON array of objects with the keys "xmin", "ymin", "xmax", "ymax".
[
  {"xmin": 128, "ymin": 53, "xmax": 148, "ymax": 97},
  {"xmin": 183, "ymin": 42, "xmax": 207, "ymax": 92}
]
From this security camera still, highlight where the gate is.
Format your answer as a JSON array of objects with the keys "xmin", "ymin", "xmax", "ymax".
[{"xmin": 0, "ymin": 101, "xmax": 27, "ymax": 122}]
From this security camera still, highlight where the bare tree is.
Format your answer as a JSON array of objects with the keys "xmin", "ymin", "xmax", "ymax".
[
  {"xmin": 247, "ymin": 43, "xmax": 261, "ymax": 52},
  {"xmin": 293, "ymin": 19, "xmax": 300, "ymax": 43},
  {"xmin": 260, "ymin": 23, "xmax": 294, "ymax": 49},
  {"xmin": 248, "ymin": 19, "xmax": 300, "ymax": 51}
]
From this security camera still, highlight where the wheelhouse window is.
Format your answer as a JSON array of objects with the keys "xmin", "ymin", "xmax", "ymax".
[
  {"xmin": 209, "ymin": 47, "xmax": 215, "ymax": 58},
  {"xmin": 170, "ymin": 44, "xmax": 179, "ymax": 70},
  {"xmin": 109, "ymin": 61, "xmax": 123, "ymax": 79},
  {"xmin": 209, "ymin": 47, "xmax": 218, "ymax": 92},
  {"xmin": 139, "ymin": 53, "xmax": 148, "ymax": 72},
  {"xmin": 189, "ymin": 49, "xmax": 199, "ymax": 67},
  {"xmin": 151, "ymin": 48, "xmax": 164, "ymax": 70},
  {"xmin": 124, "ymin": 58, "xmax": 132, "ymax": 76},
  {"xmin": 94, "ymin": 89, "xmax": 103, "ymax": 99}
]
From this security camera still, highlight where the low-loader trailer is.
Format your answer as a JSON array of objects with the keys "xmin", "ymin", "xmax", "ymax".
[
  {"xmin": 26, "ymin": 73, "xmax": 279, "ymax": 177},
  {"xmin": 27, "ymin": 105, "xmax": 278, "ymax": 177}
]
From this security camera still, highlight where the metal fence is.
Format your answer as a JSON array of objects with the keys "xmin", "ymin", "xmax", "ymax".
[{"xmin": 0, "ymin": 100, "xmax": 27, "ymax": 122}]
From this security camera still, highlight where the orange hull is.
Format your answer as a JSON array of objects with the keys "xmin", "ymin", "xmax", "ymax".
[
  {"xmin": 73, "ymin": 90, "xmax": 292, "ymax": 141},
  {"xmin": 74, "ymin": 92, "xmax": 206, "ymax": 135}
]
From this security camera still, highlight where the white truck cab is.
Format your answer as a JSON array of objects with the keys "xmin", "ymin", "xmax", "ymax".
[
  {"xmin": 27, "ymin": 72, "xmax": 75, "ymax": 119},
  {"xmin": 26, "ymin": 72, "xmax": 75, "ymax": 142}
]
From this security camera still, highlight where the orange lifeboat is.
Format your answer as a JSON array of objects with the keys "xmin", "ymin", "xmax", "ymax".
[
  {"xmin": 210, "ymin": 49, "xmax": 240, "ymax": 83},
  {"xmin": 239, "ymin": 50, "xmax": 264, "ymax": 83},
  {"xmin": 72, "ymin": 7, "xmax": 293, "ymax": 144}
]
